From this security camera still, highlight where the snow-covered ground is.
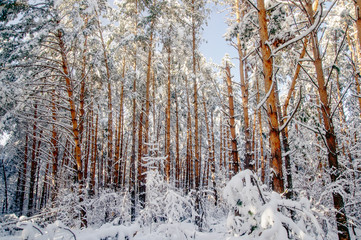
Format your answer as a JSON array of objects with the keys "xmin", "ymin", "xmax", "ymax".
[
  {"xmin": 1, "ymin": 170, "xmax": 359, "ymax": 240},
  {"xmin": 1, "ymin": 217, "xmax": 230, "ymax": 240}
]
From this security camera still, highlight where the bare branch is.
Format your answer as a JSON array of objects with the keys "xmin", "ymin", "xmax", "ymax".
[
  {"xmin": 279, "ymin": 87, "xmax": 302, "ymax": 132},
  {"xmin": 330, "ymin": 82, "xmax": 353, "ymax": 119}
]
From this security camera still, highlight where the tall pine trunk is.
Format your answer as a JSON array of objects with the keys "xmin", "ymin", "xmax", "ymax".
[
  {"xmin": 257, "ymin": 0, "xmax": 284, "ymax": 193},
  {"xmin": 234, "ymin": 0, "xmax": 252, "ymax": 170},
  {"xmin": 225, "ymin": 63, "xmax": 239, "ymax": 175},
  {"xmin": 56, "ymin": 29, "xmax": 86, "ymax": 227},
  {"xmin": 305, "ymin": 2, "xmax": 350, "ymax": 239}
]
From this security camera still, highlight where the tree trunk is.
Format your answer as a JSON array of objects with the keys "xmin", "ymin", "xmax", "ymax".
[
  {"xmin": 79, "ymin": 16, "xmax": 88, "ymax": 149},
  {"xmin": 56, "ymin": 29, "xmax": 86, "ymax": 227},
  {"xmin": 165, "ymin": 45, "xmax": 171, "ymax": 182},
  {"xmin": 175, "ymin": 92, "xmax": 180, "ymax": 188},
  {"xmin": 255, "ymin": 74, "xmax": 265, "ymax": 183},
  {"xmin": 225, "ymin": 63, "xmax": 239, "ymax": 175},
  {"xmin": 306, "ymin": 2, "xmax": 350, "ymax": 239},
  {"xmin": 40, "ymin": 162, "xmax": 49, "ymax": 209},
  {"xmin": 185, "ymin": 76, "xmax": 193, "ymax": 193},
  {"xmin": 355, "ymin": 0, "xmax": 361, "ymax": 68},
  {"xmin": 257, "ymin": 0, "xmax": 284, "ymax": 193},
  {"xmin": 202, "ymin": 92, "xmax": 212, "ymax": 187},
  {"xmin": 28, "ymin": 104, "xmax": 38, "ymax": 216},
  {"xmin": 235, "ymin": 0, "xmax": 252, "ymax": 170},
  {"xmin": 137, "ymin": 106, "xmax": 146, "ymax": 208},
  {"xmin": 219, "ymin": 116, "xmax": 223, "ymax": 170},
  {"xmin": 96, "ymin": 13, "xmax": 113, "ymax": 187},
  {"xmin": 90, "ymin": 111, "xmax": 98, "ymax": 196},
  {"xmin": 119, "ymin": 57, "xmax": 126, "ymax": 188},
  {"xmin": 130, "ymin": 0, "xmax": 138, "ymax": 222},
  {"xmin": 51, "ymin": 90, "xmax": 59, "ymax": 203},
  {"xmin": 144, "ymin": 22, "xmax": 154, "ymax": 156},
  {"xmin": 130, "ymin": 62, "xmax": 137, "ymax": 221},
  {"xmin": 346, "ymin": 31, "xmax": 361, "ymax": 119},
  {"xmin": 19, "ymin": 133, "xmax": 28, "ymax": 214},
  {"xmin": 192, "ymin": 0, "xmax": 200, "ymax": 197},
  {"xmin": 1, "ymin": 159, "xmax": 8, "ymax": 213},
  {"xmin": 210, "ymin": 111, "xmax": 217, "ymax": 205}
]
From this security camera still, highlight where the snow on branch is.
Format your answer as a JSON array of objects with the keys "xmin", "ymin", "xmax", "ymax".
[
  {"xmin": 330, "ymin": 82, "xmax": 353, "ymax": 119},
  {"xmin": 223, "ymin": 170, "xmax": 325, "ymax": 239},
  {"xmin": 272, "ymin": 3, "xmax": 323, "ymax": 55},
  {"xmin": 294, "ymin": 120, "xmax": 322, "ymax": 134},
  {"xmin": 279, "ymin": 87, "xmax": 302, "ymax": 132},
  {"xmin": 256, "ymin": 80, "xmax": 274, "ymax": 110}
]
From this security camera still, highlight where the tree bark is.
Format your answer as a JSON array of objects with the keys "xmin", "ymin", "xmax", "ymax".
[
  {"xmin": 130, "ymin": 0, "xmax": 138, "ymax": 222},
  {"xmin": 19, "ymin": 133, "xmax": 28, "ymax": 214},
  {"xmin": 192, "ymin": 0, "xmax": 200, "ymax": 196},
  {"xmin": 56, "ymin": 29, "xmax": 86, "ymax": 227},
  {"xmin": 257, "ymin": 0, "xmax": 284, "ymax": 193},
  {"xmin": 235, "ymin": 0, "xmax": 252, "ymax": 170},
  {"xmin": 90, "ymin": 110, "xmax": 98, "ymax": 196},
  {"xmin": 1, "ymin": 159, "xmax": 8, "ymax": 213},
  {"xmin": 96, "ymin": 13, "xmax": 113, "ymax": 187},
  {"xmin": 175, "ymin": 92, "xmax": 180, "ymax": 188},
  {"xmin": 185, "ymin": 76, "xmax": 193, "ymax": 193},
  {"xmin": 137, "ymin": 106, "xmax": 145, "ymax": 208},
  {"xmin": 165, "ymin": 45, "xmax": 171, "ymax": 182},
  {"xmin": 27, "ymin": 104, "xmax": 38, "ymax": 216},
  {"xmin": 51, "ymin": 90, "xmax": 59, "ymax": 203},
  {"xmin": 225, "ymin": 63, "xmax": 239, "ymax": 175},
  {"xmin": 305, "ymin": 2, "xmax": 350, "ymax": 239}
]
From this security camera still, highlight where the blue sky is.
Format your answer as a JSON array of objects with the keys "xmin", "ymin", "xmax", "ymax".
[{"xmin": 200, "ymin": 3, "xmax": 240, "ymax": 80}]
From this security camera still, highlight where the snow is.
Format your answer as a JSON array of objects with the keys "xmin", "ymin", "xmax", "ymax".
[
  {"xmin": 256, "ymin": 80, "xmax": 274, "ymax": 110},
  {"xmin": 0, "ymin": 170, "xmax": 354, "ymax": 240},
  {"xmin": 222, "ymin": 170, "xmax": 325, "ymax": 240},
  {"xmin": 1, "ymin": 217, "xmax": 229, "ymax": 240},
  {"xmin": 0, "ymin": 132, "xmax": 9, "ymax": 146}
]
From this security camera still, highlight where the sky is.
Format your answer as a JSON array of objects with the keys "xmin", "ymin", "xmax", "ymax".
[{"xmin": 200, "ymin": 3, "xmax": 241, "ymax": 81}]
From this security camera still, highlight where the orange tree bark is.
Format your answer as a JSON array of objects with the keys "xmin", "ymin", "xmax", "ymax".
[
  {"xmin": 348, "ymin": 3, "xmax": 361, "ymax": 117},
  {"xmin": 305, "ymin": 2, "xmax": 350, "ymax": 239},
  {"xmin": 175, "ymin": 92, "xmax": 180, "ymax": 187},
  {"xmin": 27, "ymin": 104, "xmax": 38, "ymax": 216},
  {"xmin": 137, "ymin": 106, "xmax": 145, "ymax": 208},
  {"xmin": 56, "ymin": 29, "xmax": 86, "ymax": 227},
  {"xmin": 257, "ymin": 0, "xmax": 284, "ymax": 193},
  {"xmin": 192, "ymin": 0, "xmax": 200, "ymax": 193},
  {"xmin": 225, "ymin": 63, "xmax": 239, "ymax": 175},
  {"xmin": 235, "ymin": 0, "xmax": 252, "ymax": 170}
]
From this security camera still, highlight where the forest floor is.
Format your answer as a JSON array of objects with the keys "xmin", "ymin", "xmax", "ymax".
[{"xmin": 0, "ymin": 215, "xmax": 231, "ymax": 240}]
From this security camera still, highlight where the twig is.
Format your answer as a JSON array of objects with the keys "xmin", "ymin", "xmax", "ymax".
[
  {"xmin": 250, "ymin": 175, "xmax": 266, "ymax": 204},
  {"xmin": 246, "ymin": 0, "xmax": 259, "ymax": 11},
  {"xmin": 325, "ymin": 25, "xmax": 348, "ymax": 88},
  {"xmin": 330, "ymin": 82, "xmax": 353, "ymax": 119},
  {"xmin": 59, "ymin": 226, "xmax": 77, "ymax": 240},
  {"xmin": 279, "ymin": 87, "xmax": 302, "ymax": 132}
]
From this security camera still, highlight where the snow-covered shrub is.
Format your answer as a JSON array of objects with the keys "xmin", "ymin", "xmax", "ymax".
[
  {"xmin": 86, "ymin": 190, "xmax": 131, "ymax": 227},
  {"xmin": 54, "ymin": 186, "xmax": 131, "ymax": 228},
  {"xmin": 0, "ymin": 214, "xmax": 19, "ymax": 237},
  {"xmin": 224, "ymin": 170, "xmax": 325, "ymax": 239},
  {"xmin": 55, "ymin": 187, "xmax": 81, "ymax": 227},
  {"xmin": 139, "ymin": 170, "xmax": 193, "ymax": 226}
]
